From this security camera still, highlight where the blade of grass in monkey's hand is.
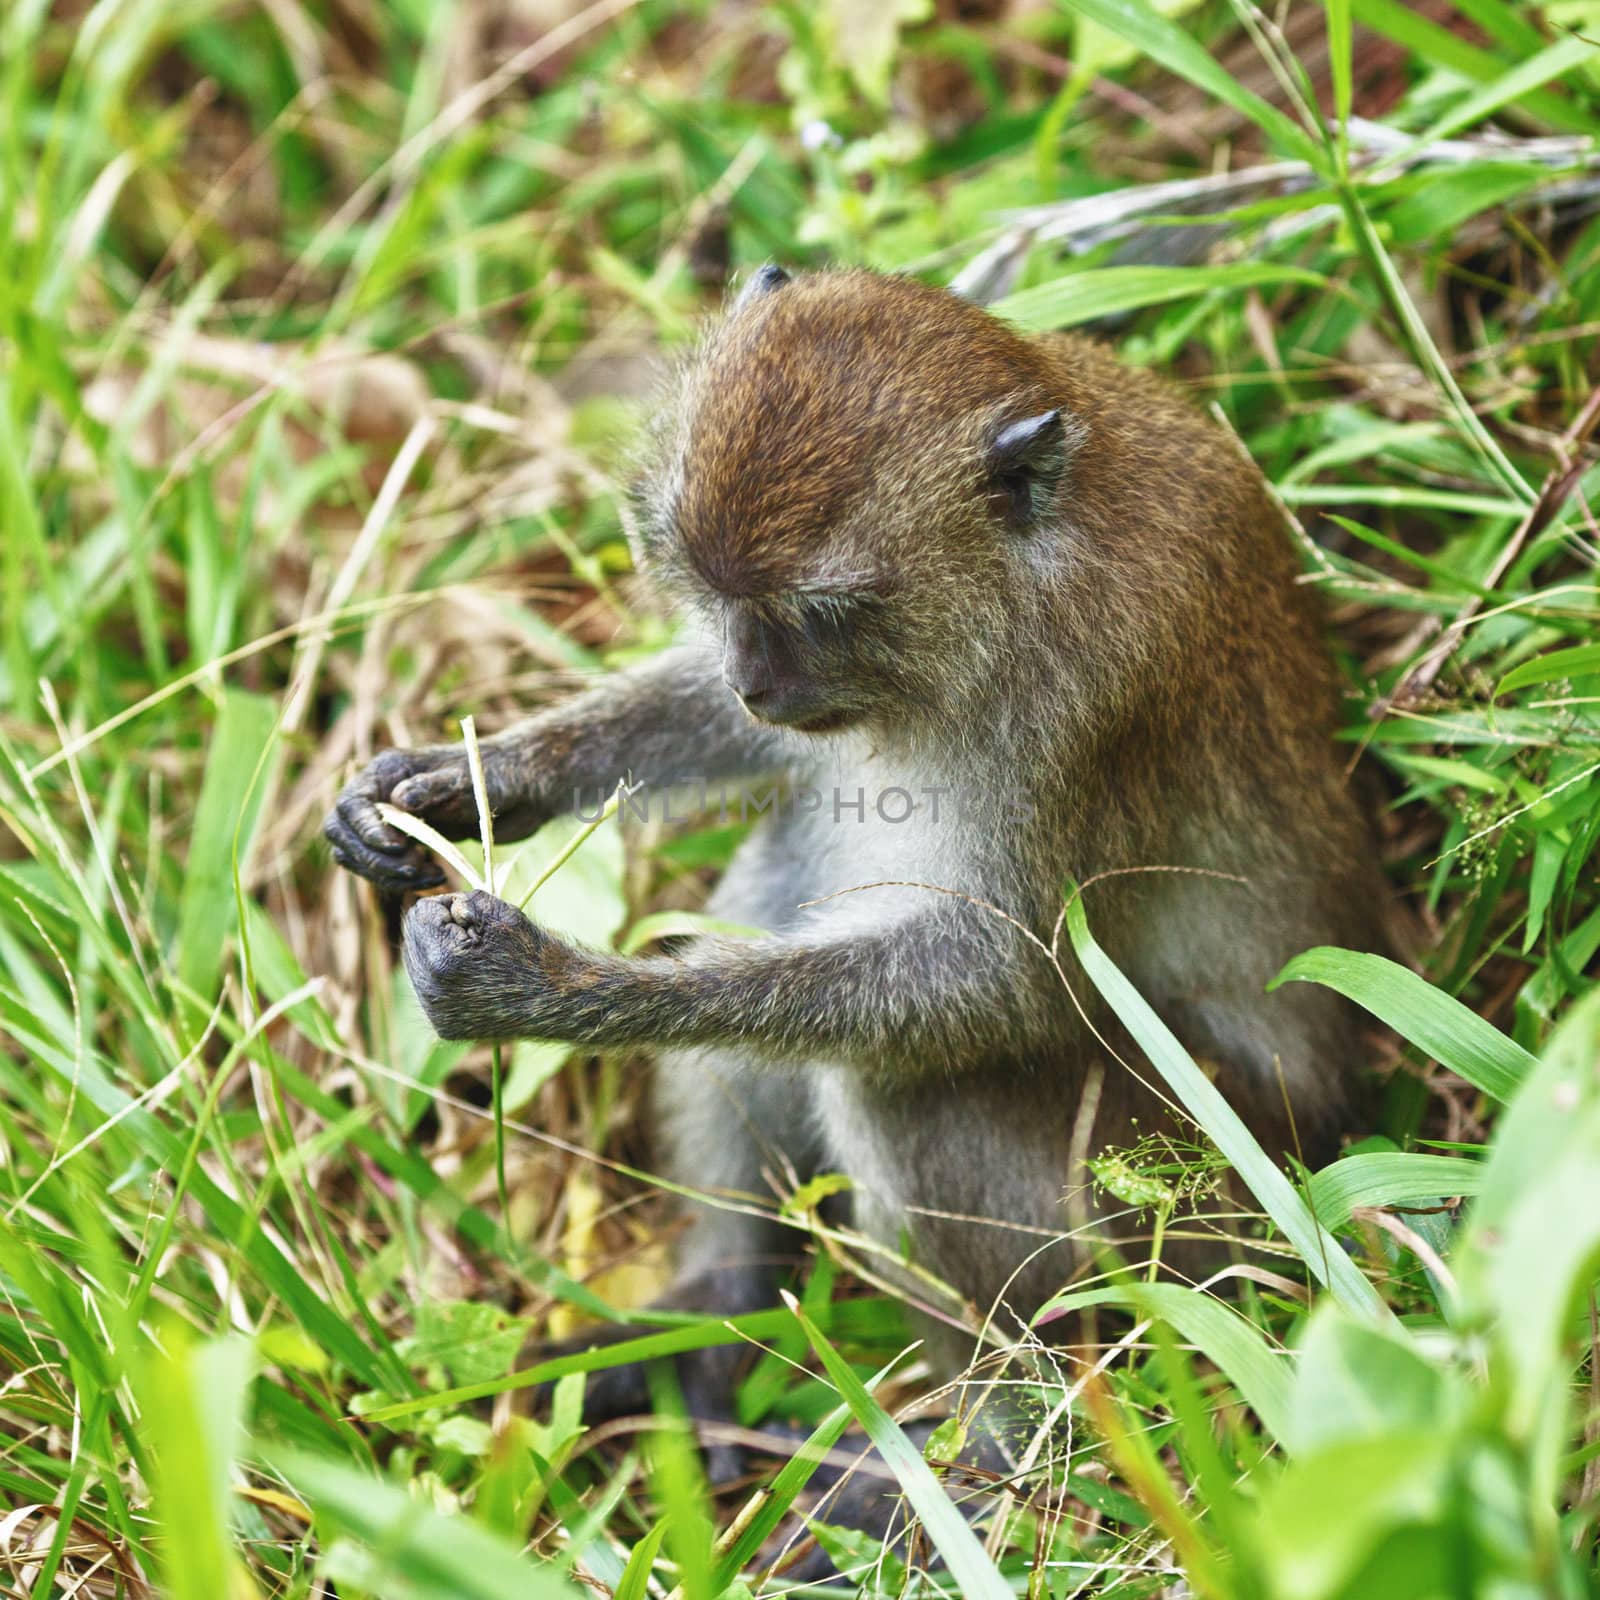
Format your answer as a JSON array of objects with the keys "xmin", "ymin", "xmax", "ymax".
[{"xmin": 376, "ymin": 801, "xmax": 484, "ymax": 889}]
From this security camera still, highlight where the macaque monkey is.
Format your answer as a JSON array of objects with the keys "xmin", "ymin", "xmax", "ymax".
[{"xmin": 325, "ymin": 266, "xmax": 1384, "ymax": 1418}]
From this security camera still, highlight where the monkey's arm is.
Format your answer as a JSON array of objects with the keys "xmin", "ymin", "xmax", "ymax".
[
  {"xmin": 325, "ymin": 646, "xmax": 786, "ymax": 890},
  {"xmin": 403, "ymin": 890, "xmax": 1044, "ymax": 1069}
]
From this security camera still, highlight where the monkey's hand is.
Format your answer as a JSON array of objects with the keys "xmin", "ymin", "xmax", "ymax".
[
  {"xmin": 403, "ymin": 889, "xmax": 579, "ymax": 1040},
  {"xmin": 324, "ymin": 743, "xmax": 548, "ymax": 893}
]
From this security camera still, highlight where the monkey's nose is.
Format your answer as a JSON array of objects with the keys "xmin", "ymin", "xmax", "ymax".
[{"xmin": 724, "ymin": 662, "xmax": 774, "ymax": 706}]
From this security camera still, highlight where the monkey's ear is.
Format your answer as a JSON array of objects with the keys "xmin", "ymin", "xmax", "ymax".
[
  {"xmin": 735, "ymin": 264, "xmax": 791, "ymax": 309},
  {"xmin": 985, "ymin": 409, "xmax": 1068, "ymax": 530}
]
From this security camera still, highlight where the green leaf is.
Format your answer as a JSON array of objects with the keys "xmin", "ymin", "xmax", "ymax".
[
  {"xmin": 1271, "ymin": 948, "xmax": 1535, "ymax": 1103},
  {"xmin": 1034, "ymin": 1281, "xmax": 1295, "ymax": 1442},
  {"xmin": 1496, "ymin": 642, "xmax": 1600, "ymax": 697},
  {"xmin": 614, "ymin": 1520, "xmax": 668, "ymax": 1600},
  {"xmin": 175, "ymin": 690, "xmax": 278, "ymax": 1000},
  {"xmin": 1455, "ymin": 987, "xmax": 1600, "ymax": 1437},
  {"xmin": 713, "ymin": 1399, "xmax": 857, "ymax": 1589},
  {"xmin": 361, "ymin": 1307, "xmax": 829, "ymax": 1423},
  {"xmin": 1387, "ymin": 32, "xmax": 1600, "ymax": 163},
  {"xmin": 619, "ymin": 909, "xmax": 766, "ymax": 955},
  {"xmin": 994, "ymin": 263, "xmax": 1326, "ymax": 332},
  {"xmin": 1064, "ymin": 896, "xmax": 1392, "ymax": 1324},
  {"xmin": 263, "ymin": 1447, "xmax": 584, "ymax": 1599},
  {"xmin": 1384, "ymin": 162, "xmax": 1550, "ymax": 246},
  {"xmin": 786, "ymin": 1296, "xmax": 1014, "ymax": 1599},
  {"xmin": 402, "ymin": 1300, "xmax": 529, "ymax": 1388},
  {"xmin": 140, "ymin": 1331, "xmax": 256, "ymax": 1600},
  {"xmin": 1349, "ymin": 0, "xmax": 1597, "ymax": 134},
  {"xmin": 1053, "ymin": 0, "xmax": 1323, "ymax": 162},
  {"xmin": 1253, "ymin": 1430, "xmax": 1456, "ymax": 1598},
  {"xmin": 826, "ymin": 0, "xmax": 933, "ymax": 105},
  {"xmin": 1306, "ymin": 1151, "xmax": 1485, "ymax": 1231},
  {"xmin": 1325, "ymin": 0, "xmax": 1352, "ymax": 151},
  {"xmin": 1287, "ymin": 1307, "xmax": 1459, "ymax": 1455},
  {"xmin": 645, "ymin": 1367, "xmax": 715, "ymax": 1600}
]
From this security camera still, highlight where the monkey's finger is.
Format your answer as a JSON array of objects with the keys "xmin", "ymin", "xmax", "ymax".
[
  {"xmin": 405, "ymin": 892, "xmax": 468, "ymax": 929},
  {"xmin": 391, "ymin": 765, "xmax": 470, "ymax": 819},
  {"xmin": 334, "ymin": 792, "xmax": 410, "ymax": 854},
  {"xmin": 327, "ymin": 825, "xmax": 446, "ymax": 891},
  {"xmin": 324, "ymin": 806, "xmax": 403, "ymax": 867}
]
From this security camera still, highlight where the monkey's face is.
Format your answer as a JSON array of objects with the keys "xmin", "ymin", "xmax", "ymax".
[
  {"xmin": 715, "ymin": 593, "xmax": 882, "ymax": 732},
  {"xmin": 633, "ymin": 269, "xmax": 1078, "ymax": 735}
]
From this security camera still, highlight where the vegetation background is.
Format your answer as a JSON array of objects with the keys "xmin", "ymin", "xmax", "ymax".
[{"xmin": 4, "ymin": 0, "xmax": 1600, "ymax": 1594}]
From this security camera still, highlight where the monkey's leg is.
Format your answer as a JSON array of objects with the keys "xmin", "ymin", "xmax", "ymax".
[{"xmin": 538, "ymin": 1047, "xmax": 824, "ymax": 1483}]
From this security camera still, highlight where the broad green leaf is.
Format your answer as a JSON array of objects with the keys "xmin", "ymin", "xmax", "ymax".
[
  {"xmin": 1306, "ymin": 1151, "xmax": 1485, "ymax": 1231},
  {"xmin": 1253, "ymin": 1430, "xmax": 1457, "ymax": 1598},
  {"xmin": 1287, "ymin": 1308, "xmax": 1459, "ymax": 1455},
  {"xmin": 141, "ymin": 1332, "xmax": 257, "ymax": 1600},
  {"xmin": 619, "ymin": 909, "xmax": 765, "ymax": 955},
  {"xmin": 1496, "ymin": 642, "xmax": 1600, "ymax": 697},
  {"xmin": 502, "ymin": 1038, "xmax": 571, "ymax": 1113},
  {"xmin": 1271, "ymin": 948, "xmax": 1535, "ymax": 1103},
  {"xmin": 1455, "ymin": 988, "xmax": 1600, "ymax": 1438},
  {"xmin": 401, "ymin": 1300, "xmax": 529, "ymax": 1388},
  {"xmin": 490, "ymin": 814, "xmax": 628, "ymax": 947},
  {"xmin": 1065, "ymin": 897, "xmax": 1392, "ymax": 1324},
  {"xmin": 995, "ymin": 263, "xmax": 1325, "ymax": 332}
]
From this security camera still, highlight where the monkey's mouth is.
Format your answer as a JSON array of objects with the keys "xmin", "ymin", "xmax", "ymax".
[
  {"xmin": 791, "ymin": 709, "xmax": 861, "ymax": 734},
  {"xmin": 737, "ymin": 687, "xmax": 863, "ymax": 734},
  {"xmin": 744, "ymin": 703, "xmax": 861, "ymax": 735}
]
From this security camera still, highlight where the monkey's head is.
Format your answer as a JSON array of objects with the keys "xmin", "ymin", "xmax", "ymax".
[{"xmin": 632, "ymin": 268, "xmax": 1084, "ymax": 739}]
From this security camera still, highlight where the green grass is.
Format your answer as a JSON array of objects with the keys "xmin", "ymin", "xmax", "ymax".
[{"xmin": 4, "ymin": 0, "xmax": 1600, "ymax": 1594}]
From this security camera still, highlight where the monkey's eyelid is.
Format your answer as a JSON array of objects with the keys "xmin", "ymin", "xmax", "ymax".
[
  {"xmin": 786, "ymin": 574, "xmax": 894, "ymax": 607},
  {"xmin": 763, "ymin": 591, "xmax": 880, "ymax": 631}
]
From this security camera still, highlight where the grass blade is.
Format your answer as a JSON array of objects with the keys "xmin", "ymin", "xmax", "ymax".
[
  {"xmin": 1034, "ymin": 1281, "xmax": 1295, "ymax": 1443},
  {"xmin": 264, "ymin": 1447, "xmax": 584, "ymax": 1599},
  {"xmin": 784, "ymin": 1292, "xmax": 1014, "ymax": 1600},
  {"xmin": 175, "ymin": 690, "xmax": 278, "ymax": 1001},
  {"xmin": 1306, "ymin": 1151, "xmax": 1486, "ymax": 1231},
  {"xmin": 1064, "ymin": 895, "xmax": 1392, "ymax": 1325},
  {"xmin": 995, "ymin": 262, "xmax": 1325, "ymax": 332},
  {"xmin": 1053, "ymin": 0, "xmax": 1323, "ymax": 163},
  {"xmin": 1271, "ymin": 948, "xmax": 1535, "ymax": 1103}
]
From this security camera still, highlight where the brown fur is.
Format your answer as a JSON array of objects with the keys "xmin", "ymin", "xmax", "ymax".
[{"xmin": 329, "ymin": 268, "xmax": 1389, "ymax": 1440}]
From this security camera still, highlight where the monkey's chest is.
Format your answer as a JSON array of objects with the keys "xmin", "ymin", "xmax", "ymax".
[{"xmin": 711, "ymin": 752, "xmax": 980, "ymax": 926}]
